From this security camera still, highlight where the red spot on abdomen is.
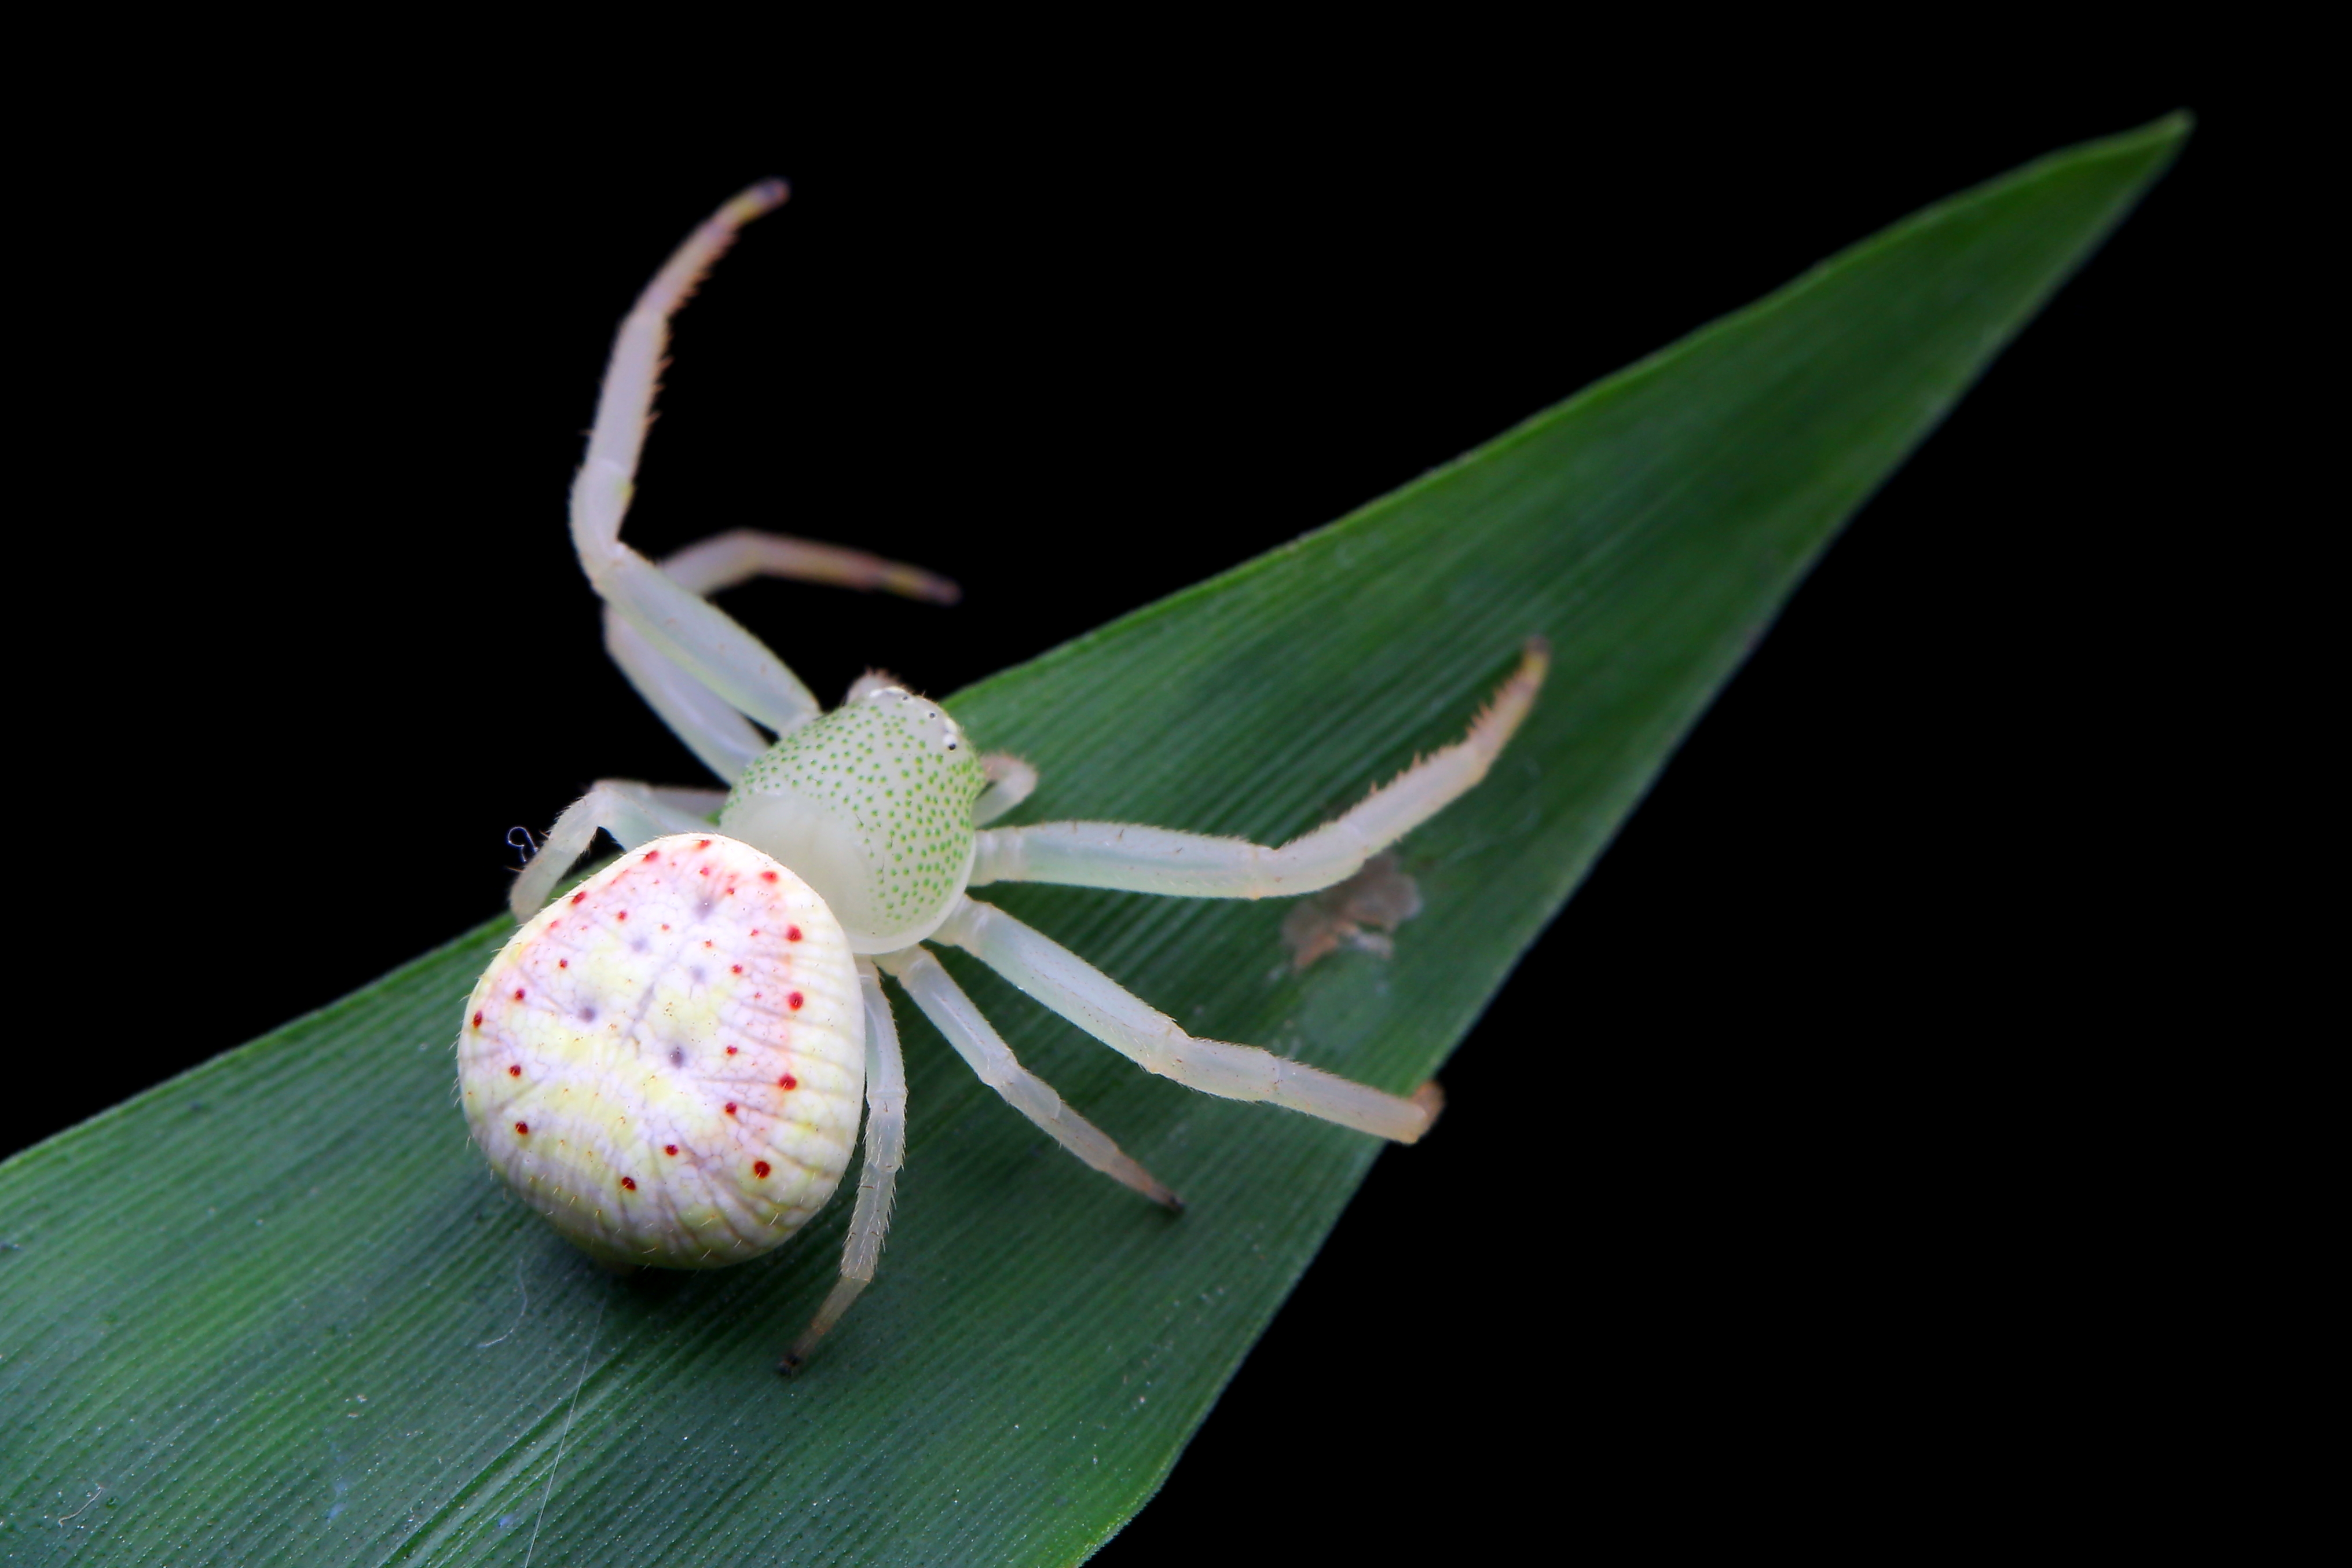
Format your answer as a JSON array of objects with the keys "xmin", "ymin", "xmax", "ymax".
[
  {"xmin": 508, "ymin": 1064, "xmax": 521, "ymax": 1078},
  {"xmin": 514, "ymin": 1121, "xmax": 530, "ymax": 1135},
  {"xmin": 778, "ymin": 1074, "xmax": 797, "ymax": 1091},
  {"xmin": 787, "ymin": 926, "xmax": 803, "ymax": 943},
  {"xmin": 642, "ymin": 849, "xmax": 660, "ymax": 862},
  {"xmin": 761, "ymin": 870, "xmax": 778, "ymax": 883},
  {"xmin": 620, "ymin": 1176, "xmax": 637, "ymax": 1191},
  {"xmin": 664, "ymin": 1144, "xmax": 679, "ymax": 1156},
  {"xmin": 558, "ymin": 959, "xmax": 568, "ymax": 969},
  {"xmin": 726, "ymin": 1045, "xmax": 739, "ymax": 1056},
  {"xmin": 724, "ymin": 1101, "xmax": 738, "ymax": 1116},
  {"xmin": 788, "ymin": 992, "xmax": 805, "ymax": 1010},
  {"xmin": 698, "ymin": 838, "xmax": 712, "ymax": 849},
  {"xmin": 571, "ymin": 891, "xmax": 587, "ymax": 905},
  {"xmin": 471, "ymin": 1012, "xmax": 483, "ymax": 1029},
  {"xmin": 731, "ymin": 964, "xmax": 743, "ymax": 974},
  {"xmin": 616, "ymin": 910, "xmax": 628, "ymax": 922},
  {"xmin": 512, "ymin": 988, "xmax": 526, "ymax": 1001},
  {"xmin": 753, "ymin": 1160, "xmax": 771, "ymax": 1179}
]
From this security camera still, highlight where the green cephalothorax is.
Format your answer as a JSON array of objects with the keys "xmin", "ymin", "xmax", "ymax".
[{"xmin": 721, "ymin": 686, "xmax": 987, "ymax": 952}]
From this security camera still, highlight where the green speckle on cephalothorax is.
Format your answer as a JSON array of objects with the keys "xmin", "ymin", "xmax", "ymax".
[
  {"xmin": 720, "ymin": 688, "xmax": 987, "ymax": 951},
  {"xmin": 458, "ymin": 834, "xmax": 864, "ymax": 1269}
]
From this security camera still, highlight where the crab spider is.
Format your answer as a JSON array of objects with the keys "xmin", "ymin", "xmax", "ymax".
[{"xmin": 456, "ymin": 181, "xmax": 1548, "ymax": 1371}]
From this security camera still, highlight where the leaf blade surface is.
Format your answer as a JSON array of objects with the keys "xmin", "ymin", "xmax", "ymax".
[{"xmin": 0, "ymin": 118, "xmax": 2182, "ymax": 1565}]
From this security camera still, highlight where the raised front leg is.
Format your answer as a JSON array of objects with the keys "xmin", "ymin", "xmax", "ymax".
[
  {"xmin": 972, "ymin": 753, "xmax": 1039, "ymax": 826},
  {"xmin": 567, "ymin": 181, "xmax": 823, "ymax": 736},
  {"xmin": 610, "ymin": 530, "xmax": 963, "ymax": 783},
  {"xmin": 934, "ymin": 897, "xmax": 1441, "ymax": 1143},
  {"xmin": 782, "ymin": 963, "xmax": 908, "ymax": 1372},
  {"xmin": 510, "ymin": 781, "xmax": 726, "ymax": 919},
  {"xmin": 873, "ymin": 946, "xmax": 1179, "ymax": 1209},
  {"xmin": 968, "ymin": 639, "xmax": 1547, "ymax": 898}
]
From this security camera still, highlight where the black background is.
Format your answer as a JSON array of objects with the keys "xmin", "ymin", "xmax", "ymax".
[{"xmin": 16, "ymin": 58, "xmax": 2294, "ymax": 1560}]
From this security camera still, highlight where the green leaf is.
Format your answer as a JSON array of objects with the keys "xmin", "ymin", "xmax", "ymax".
[{"xmin": 1, "ymin": 118, "xmax": 2182, "ymax": 1564}]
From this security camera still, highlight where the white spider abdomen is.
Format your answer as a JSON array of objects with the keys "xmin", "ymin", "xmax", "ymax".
[{"xmin": 458, "ymin": 834, "xmax": 863, "ymax": 1268}]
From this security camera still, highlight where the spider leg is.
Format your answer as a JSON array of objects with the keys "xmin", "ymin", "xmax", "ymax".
[
  {"xmin": 567, "ymin": 182, "xmax": 823, "ymax": 737},
  {"xmin": 972, "ymin": 753, "xmax": 1039, "ymax": 826},
  {"xmin": 654, "ymin": 530, "xmax": 960, "ymax": 605},
  {"xmin": 603, "ymin": 614, "xmax": 771, "ymax": 785},
  {"xmin": 873, "ymin": 946, "xmax": 1180, "ymax": 1209},
  {"xmin": 509, "ymin": 781, "xmax": 726, "ymax": 920},
  {"xmin": 967, "ymin": 639, "xmax": 1547, "ymax": 897},
  {"xmin": 609, "ymin": 531, "xmax": 963, "ymax": 785},
  {"xmin": 934, "ymin": 897, "xmax": 1438, "ymax": 1144},
  {"xmin": 782, "ymin": 963, "xmax": 907, "ymax": 1372}
]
